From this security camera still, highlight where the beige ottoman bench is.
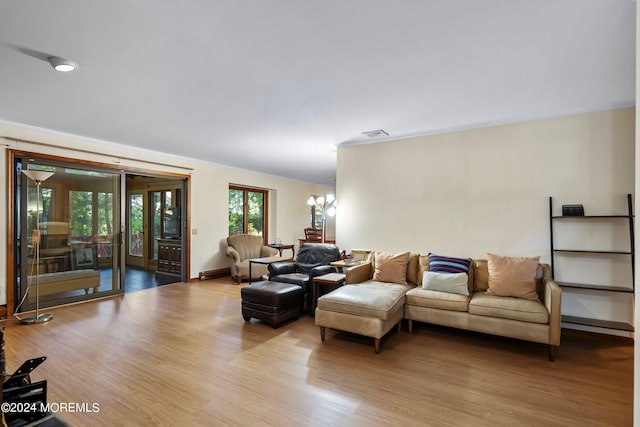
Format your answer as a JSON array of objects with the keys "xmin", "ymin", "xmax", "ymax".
[
  {"xmin": 28, "ymin": 269, "xmax": 100, "ymax": 302},
  {"xmin": 314, "ymin": 282, "xmax": 409, "ymax": 353}
]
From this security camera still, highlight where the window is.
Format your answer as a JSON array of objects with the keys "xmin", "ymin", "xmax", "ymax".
[
  {"xmin": 311, "ymin": 205, "xmax": 323, "ymax": 228},
  {"xmin": 229, "ymin": 185, "xmax": 268, "ymax": 242}
]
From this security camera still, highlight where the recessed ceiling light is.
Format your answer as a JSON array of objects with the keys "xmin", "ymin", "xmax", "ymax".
[
  {"xmin": 362, "ymin": 129, "xmax": 389, "ymax": 138},
  {"xmin": 48, "ymin": 56, "xmax": 78, "ymax": 72}
]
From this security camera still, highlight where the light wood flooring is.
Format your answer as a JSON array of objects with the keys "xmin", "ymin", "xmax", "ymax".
[{"xmin": 1, "ymin": 277, "xmax": 633, "ymax": 426}]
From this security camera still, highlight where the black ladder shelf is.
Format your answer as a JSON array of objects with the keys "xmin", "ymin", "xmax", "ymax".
[{"xmin": 549, "ymin": 194, "xmax": 634, "ymax": 332}]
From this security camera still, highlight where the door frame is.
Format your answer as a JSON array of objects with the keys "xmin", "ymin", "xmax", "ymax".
[{"xmin": 5, "ymin": 149, "xmax": 191, "ymax": 317}]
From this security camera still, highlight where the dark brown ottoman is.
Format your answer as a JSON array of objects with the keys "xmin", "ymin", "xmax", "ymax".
[{"xmin": 241, "ymin": 281, "xmax": 303, "ymax": 328}]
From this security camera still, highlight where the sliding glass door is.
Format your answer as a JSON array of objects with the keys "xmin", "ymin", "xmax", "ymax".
[{"xmin": 14, "ymin": 158, "xmax": 123, "ymax": 312}]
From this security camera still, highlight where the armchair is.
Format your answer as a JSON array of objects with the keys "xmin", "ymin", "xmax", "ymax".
[
  {"xmin": 268, "ymin": 243, "xmax": 340, "ymax": 312},
  {"xmin": 226, "ymin": 234, "xmax": 279, "ymax": 284}
]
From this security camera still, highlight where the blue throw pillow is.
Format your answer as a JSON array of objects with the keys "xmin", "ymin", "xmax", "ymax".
[{"xmin": 428, "ymin": 253, "xmax": 471, "ymax": 274}]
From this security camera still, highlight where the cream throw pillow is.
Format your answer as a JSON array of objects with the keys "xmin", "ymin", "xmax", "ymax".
[
  {"xmin": 486, "ymin": 253, "xmax": 540, "ymax": 301},
  {"xmin": 422, "ymin": 271, "xmax": 469, "ymax": 296},
  {"xmin": 373, "ymin": 251, "xmax": 410, "ymax": 285}
]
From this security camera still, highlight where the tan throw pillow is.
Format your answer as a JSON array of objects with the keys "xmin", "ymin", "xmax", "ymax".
[
  {"xmin": 486, "ymin": 253, "xmax": 540, "ymax": 301},
  {"xmin": 373, "ymin": 251, "xmax": 410, "ymax": 285}
]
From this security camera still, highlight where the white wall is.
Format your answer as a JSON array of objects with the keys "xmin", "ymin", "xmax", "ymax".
[
  {"xmin": 337, "ymin": 107, "xmax": 635, "ymax": 329},
  {"xmin": 0, "ymin": 122, "xmax": 330, "ymax": 305},
  {"xmin": 338, "ymin": 107, "xmax": 634, "ymax": 256}
]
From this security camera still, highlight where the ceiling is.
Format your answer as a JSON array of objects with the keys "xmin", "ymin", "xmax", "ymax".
[{"xmin": 0, "ymin": 1, "xmax": 635, "ymax": 186}]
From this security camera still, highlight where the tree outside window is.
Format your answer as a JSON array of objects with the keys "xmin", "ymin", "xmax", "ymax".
[
  {"xmin": 229, "ymin": 186, "xmax": 268, "ymax": 243},
  {"xmin": 70, "ymin": 191, "xmax": 94, "ymax": 241}
]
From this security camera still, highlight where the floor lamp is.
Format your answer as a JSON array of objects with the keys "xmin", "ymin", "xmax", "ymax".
[
  {"xmin": 307, "ymin": 194, "xmax": 336, "ymax": 243},
  {"xmin": 21, "ymin": 169, "xmax": 55, "ymax": 325}
]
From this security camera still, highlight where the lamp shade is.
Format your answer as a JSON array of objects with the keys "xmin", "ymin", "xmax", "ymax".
[
  {"xmin": 22, "ymin": 170, "xmax": 54, "ymax": 183},
  {"xmin": 307, "ymin": 196, "xmax": 316, "ymax": 206}
]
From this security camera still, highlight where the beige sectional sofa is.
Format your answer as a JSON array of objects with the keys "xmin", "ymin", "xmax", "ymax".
[{"xmin": 315, "ymin": 252, "xmax": 562, "ymax": 360}]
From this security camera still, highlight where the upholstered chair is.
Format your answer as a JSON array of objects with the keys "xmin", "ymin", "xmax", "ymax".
[
  {"xmin": 226, "ymin": 234, "xmax": 278, "ymax": 284},
  {"xmin": 268, "ymin": 243, "xmax": 340, "ymax": 313}
]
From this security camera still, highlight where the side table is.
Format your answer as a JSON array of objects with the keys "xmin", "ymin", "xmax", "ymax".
[
  {"xmin": 330, "ymin": 259, "xmax": 365, "ymax": 273},
  {"xmin": 312, "ymin": 272, "xmax": 346, "ymax": 315},
  {"xmin": 267, "ymin": 243, "xmax": 295, "ymax": 259}
]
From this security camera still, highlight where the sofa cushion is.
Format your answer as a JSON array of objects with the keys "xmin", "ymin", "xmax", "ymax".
[
  {"xmin": 270, "ymin": 272, "xmax": 310, "ymax": 290},
  {"xmin": 422, "ymin": 271, "xmax": 469, "ymax": 296},
  {"xmin": 428, "ymin": 253, "xmax": 472, "ymax": 274},
  {"xmin": 373, "ymin": 251, "xmax": 410, "ymax": 285},
  {"xmin": 473, "ymin": 259, "xmax": 544, "ymax": 294},
  {"xmin": 317, "ymin": 281, "xmax": 409, "ymax": 320},
  {"xmin": 473, "ymin": 259, "xmax": 490, "ymax": 292},
  {"xmin": 486, "ymin": 253, "xmax": 540, "ymax": 301},
  {"xmin": 469, "ymin": 292, "xmax": 549, "ymax": 324},
  {"xmin": 406, "ymin": 287, "xmax": 470, "ymax": 312},
  {"xmin": 420, "ymin": 255, "xmax": 475, "ymax": 294},
  {"xmin": 406, "ymin": 253, "xmax": 420, "ymax": 286}
]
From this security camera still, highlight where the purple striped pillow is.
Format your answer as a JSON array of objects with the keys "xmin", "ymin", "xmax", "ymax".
[{"xmin": 428, "ymin": 253, "xmax": 471, "ymax": 274}]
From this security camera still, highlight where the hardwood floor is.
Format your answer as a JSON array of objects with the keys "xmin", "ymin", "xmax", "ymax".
[{"xmin": 2, "ymin": 277, "xmax": 633, "ymax": 426}]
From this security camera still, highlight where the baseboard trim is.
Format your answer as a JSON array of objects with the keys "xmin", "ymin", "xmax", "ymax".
[{"xmin": 198, "ymin": 268, "xmax": 231, "ymax": 280}]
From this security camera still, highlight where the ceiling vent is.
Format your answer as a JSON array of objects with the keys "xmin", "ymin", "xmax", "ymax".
[{"xmin": 362, "ymin": 129, "xmax": 389, "ymax": 138}]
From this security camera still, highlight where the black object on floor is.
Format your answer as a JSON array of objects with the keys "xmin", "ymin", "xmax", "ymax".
[{"xmin": 241, "ymin": 281, "xmax": 303, "ymax": 328}]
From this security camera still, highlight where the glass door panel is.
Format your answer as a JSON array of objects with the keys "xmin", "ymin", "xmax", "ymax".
[
  {"xmin": 127, "ymin": 192, "xmax": 144, "ymax": 267},
  {"xmin": 15, "ymin": 160, "xmax": 122, "ymax": 313},
  {"xmin": 151, "ymin": 191, "xmax": 162, "ymax": 261},
  {"xmin": 97, "ymin": 192, "xmax": 114, "ymax": 268}
]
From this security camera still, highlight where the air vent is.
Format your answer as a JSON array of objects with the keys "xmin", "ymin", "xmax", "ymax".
[{"xmin": 362, "ymin": 129, "xmax": 389, "ymax": 138}]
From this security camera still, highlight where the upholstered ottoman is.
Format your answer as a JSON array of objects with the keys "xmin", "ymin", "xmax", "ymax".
[
  {"xmin": 241, "ymin": 281, "xmax": 303, "ymax": 328},
  {"xmin": 315, "ymin": 282, "xmax": 409, "ymax": 353}
]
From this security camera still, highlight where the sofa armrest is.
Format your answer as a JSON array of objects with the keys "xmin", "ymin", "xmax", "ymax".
[
  {"xmin": 345, "ymin": 262, "xmax": 372, "ymax": 284},
  {"xmin": 310, "ymin": 265, "xmax": 335, "ymax": 278},
  {"xmin": 544, "ymin": 277, "xmax": 562, "ymax": 346},
  {"xmin": 261, "ymin": 246, "xmax": 279, "ymax": 257},
  {"xmin": 226, "ymin": 246, "xmax": 240, "ymax": 263},
  {"xmin": 268, "ymin": 262, "xmax": 296, "ymax": 276}
]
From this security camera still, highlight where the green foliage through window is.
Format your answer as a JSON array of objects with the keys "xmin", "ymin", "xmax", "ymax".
[
  {"xmin": 229, "ymin": 187, "xmax": 267, "ymax": 240},
  {"xmin": 129, "ymin": 194, "xmax": 143, "ymax": 256},
  {"xmin": 229, "ymin": 189, "xmax": 244, "ymax": 235},
  {"xmin": 70, "ymin": 191, "xmax": 94, "ymax": 239}
]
